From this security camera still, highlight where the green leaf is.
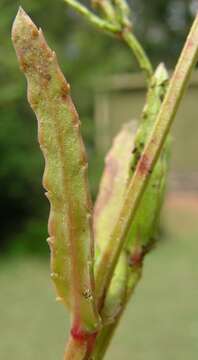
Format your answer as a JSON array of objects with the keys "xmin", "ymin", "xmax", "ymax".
[
  {"xmin": 94, "ymin": 63, "xmax": 170, "ymax": 254},
  {"xmin": 126, "ymin": 63, "xmax": 170, "ymax": 253},
  {"xmin": 100, "ymin": 253, "xmax": 128, "ymax": 324},
  {"xmin": 94, "ymin": 64, "xmax": 170, "ymax": 316},
  {"xmin": 126, "ymin": 144, "xmax": 170, "ymax": 253},
  {"xmin": 12, "ymin": 7, "xmax": 100, "ymax": 332}
]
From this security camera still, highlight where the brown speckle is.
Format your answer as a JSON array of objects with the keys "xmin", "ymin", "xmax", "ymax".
[
  {"xmin": 18, "ymin": 48, "xmax": 29, "ymax": 72},
  {"xmin": 61, "ymin": 82, "xmax": 70, "ymax": 97},
  {"xmin": 20, "ymin": 60, "xmax": 28, "ymax": 72},
  {"xmin": 44, "ymin": 73, "xmax": 51, "ymax": 81},
  {"xmin": 31, "ymin": 28, "xmax": 38, "ymax": 39},
  {"xmin": 61, "ymin": 93, "xmax": 67, "ymax": 101},
  {"xmin": 61, "ymin": 82, "xmax": 70, "ymax": 102},
  {"xmin": 129, "ymin": 246, "xmax": 143, "ymax": 267},
  {"xmin": 137, "ymin": 154, "xmax": 152, "ymax": 176}
]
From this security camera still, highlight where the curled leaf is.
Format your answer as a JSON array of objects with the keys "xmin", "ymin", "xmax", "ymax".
[
  {"xmin": 126, "ymin": 63, "xmax": 170, "ymax": 252},
  {"xmin": 94, "ymin": 64, "xmax": 170, "ymax": 315}
]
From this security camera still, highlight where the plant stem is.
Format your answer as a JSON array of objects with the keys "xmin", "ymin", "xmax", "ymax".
[
  {"xmin": 95, "ymin": 14, "xmax": 198, "ymax": 308},
  {"xmin": 93, "ymin": 267, "xmax": 142, "ymax": 359},
  {"xmin": 64, "ymin": 337, "xmax": 87, "ymax": 360},
  {"xmin": 92, "ymin": 0, "xmax": 117, "ymax": 23},
  {"xmin": 63, "ymin": 0, "xmax": 153, "ymax": 79},
  {"xmin": 63, "ymin": 0, "xmax": 120, "ymax": 33},
  {"xmin": 122, "ymin": 30, "xmax": 153, "ymax": 79},
  {"xmin": 113, "ymin": 0, "xmax": 131, "ymax": 27}
]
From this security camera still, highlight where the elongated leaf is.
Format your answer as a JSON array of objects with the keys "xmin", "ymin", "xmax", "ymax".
[
  {"xmin": 94, "ymin": 121, "xmax": 135, "ymax": 321},
  {"xmin": 125, "ymin": 145, "xmax": 169, "ymax": 253},
  {"xmin": 12, "ymin": 8, "xmax": 100, "ymax": 332},
  {"xmin": 94, "ymin": 64, "xmax": 170, "ymax": 322},
  {"xmin": 126, "ymin": 63, "xmax": 170, "ymax": 252},
  {"xmin": 130, "ymin": 63, "xmax": 169, "ymax": 173},
  {"xmin": 94, "ymin": 121, "xmax": 136, "ymax": 250},
  {"xmin": 94, "ymin": 66, "xmax": 169, "ymax": 256}
]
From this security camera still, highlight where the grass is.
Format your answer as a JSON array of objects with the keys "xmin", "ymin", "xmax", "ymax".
[{"xmin": 0, "ymin": 194, "xmax": 198, "ymax": 359}]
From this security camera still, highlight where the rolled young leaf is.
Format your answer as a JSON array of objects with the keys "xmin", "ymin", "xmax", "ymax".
[
  {"xmin": 93, "ymin": 65, "xmax": 170, "ymax": 358},
  {"xmin": 94, "ymin": 64, "xmax": 170, "ymax": 261},
  {"xmin": 12, "ymin": 7, "xmax": 100, "ymax": 333},
  {"xmin": 126, "ymin": 63, "xmax": 170, "ymax": 252},
  {"xmin": 94, "ymin": 65, "xmax": 170, "ymax": 265},
  {"xmin": 94, "ymin": 64, "xmax": 170, "ymax": 316},
  {"xmin": 130, "ymin": 63, "xmax": 169, "ymax": 173}
]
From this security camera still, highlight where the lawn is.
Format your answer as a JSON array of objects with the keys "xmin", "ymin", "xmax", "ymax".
[{"xmin": 0, "ymin": 194, "xmax": 198, "ymax": 360}]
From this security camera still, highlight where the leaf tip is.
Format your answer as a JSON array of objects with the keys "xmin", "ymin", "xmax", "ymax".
[
  {"xmin": 155, "ymin": 62, "xmax": 169, "ymax": 84},
  {"xmin": 12, "ymin": 6, "xmax": 39, "ymax": 48},
  {"xmin": 18, "ymin": 6, "xmax": 26, "ymax": 15}
]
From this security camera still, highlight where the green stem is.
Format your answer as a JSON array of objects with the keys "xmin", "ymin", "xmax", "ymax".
[
  {"xmin": 113, "ymin": 0, "xmax": 131, "ymax": 27},
  {"xmin": 122, "ymin": 30, "xmax": 153, "ymax": 79},
  {"xmin": 93, "ymin": 323, "xmax": 116, "ymax": 360},
  {"xmin": 92, "ymin": 0, "xmax": 117, "ymax": 23},
  {"xmin": 93, "ymin": 266, "xmax": 142, "ymax": 359},
  {"xmin": 95, "ymin": 14, "xmax": 198, "ymax": 309},
  {"xmin": 63, "ymin": 0, "xmax": 120, "ymax": 33},
  {"xmin": 63, "ymin": 0, "xmax": 153, "ymax": 79}
]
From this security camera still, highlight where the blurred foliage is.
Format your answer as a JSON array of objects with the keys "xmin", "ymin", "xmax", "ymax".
[{"xmin": 0, "ymin": 0, "xmax": 197, "ymax": 253}]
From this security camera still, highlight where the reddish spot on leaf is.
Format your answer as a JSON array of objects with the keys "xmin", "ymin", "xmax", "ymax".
[
  {"xmin": 137, "ymin": 154, "xmax": 152, "ymax": 176},
  {"xmin": 187, "ymin": 39, "xmax": 194, "ymax": 49},
  {"xmin": 130, "ymin": 246, "xmax": 143, "ymax": 267}
]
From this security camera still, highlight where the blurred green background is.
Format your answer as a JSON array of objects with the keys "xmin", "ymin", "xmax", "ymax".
[{"xmin": 1, "ymin": 0, "xmax": 198, "ymax": 359}]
